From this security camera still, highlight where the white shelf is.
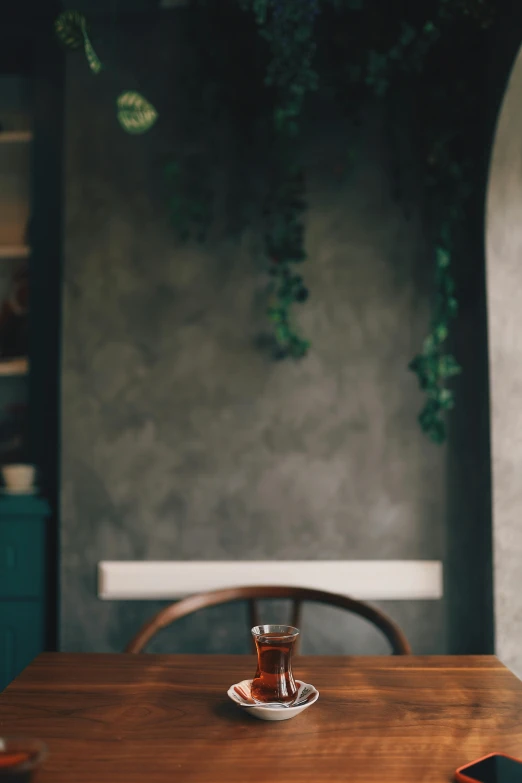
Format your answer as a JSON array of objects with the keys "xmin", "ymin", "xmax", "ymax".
[
  {"xmin": 0, "ymin": 245, "xmax": 30, "ymax": 259},
  {"xmin": 0, "ymin": 357, "xmax": 29, "ymax": 376},
  {"xmin": 0, "ymin": 131, "xmax": 32, "ymax": 144}
]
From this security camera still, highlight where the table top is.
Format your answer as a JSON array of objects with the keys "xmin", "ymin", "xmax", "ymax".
[{"xmin": 0, "ymin": 654, "xmax": 521, "ymax": 783}]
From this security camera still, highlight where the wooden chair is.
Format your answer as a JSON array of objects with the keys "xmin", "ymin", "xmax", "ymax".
[{"xmin": 125, "ymin": 585, "xmax": 411, "ymax": 655}]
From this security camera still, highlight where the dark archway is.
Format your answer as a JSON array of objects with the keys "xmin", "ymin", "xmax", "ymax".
[{"xmin": 445, "ymin": 0, "xmax": 522, "ymax": 660}]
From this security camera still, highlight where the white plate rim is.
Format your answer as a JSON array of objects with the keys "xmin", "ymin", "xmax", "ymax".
[{"xmin": 227, "ymin": 679, "xmax": 319, "ymax": 710}]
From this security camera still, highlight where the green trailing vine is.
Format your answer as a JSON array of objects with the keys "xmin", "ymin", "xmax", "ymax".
[
  {"xmin": 55, "ymin": 0, "xmax": 495, "ymax": 442},
  {"xmin": 334, "ymin": 0, "xmax": 490, "ymax": 442},
  {"xmin": 408, "ymin": 135, "xmax": 473, "ymax": 442},
  {"xmin": 246, "ymin": 0, "xmax": 320, "ymax": 357},
  {"xmin": 408, "ymin": 239, "xmax": 461, "ymax": 444},
  {"xmin": 265, "ymin": 164, "xmax": 310, "ymax": 358}
]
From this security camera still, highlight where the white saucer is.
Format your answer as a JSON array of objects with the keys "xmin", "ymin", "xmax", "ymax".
[
  {"xmin": 227, "ymin": 679, "xmax": 319, "ymax": 721},
  {"xmin": 1, "ymin": 486, "xmax": 38, "ymax": 496}
]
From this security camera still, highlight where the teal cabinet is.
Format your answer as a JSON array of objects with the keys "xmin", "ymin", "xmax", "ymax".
[
  {"xmin": 0, "ymin": 496, "xmax": 49, "ymax": 690},
  {"xmin": 0, "ymin": 601, "xmax": 44, "ymax": 689}
]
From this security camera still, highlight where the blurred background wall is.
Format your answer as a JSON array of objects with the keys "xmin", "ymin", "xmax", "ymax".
[{"xmin": 59, "ymin": 7, "xmax": 493, "ymax": 655}]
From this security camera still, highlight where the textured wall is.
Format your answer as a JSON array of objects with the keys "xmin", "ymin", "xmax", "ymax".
[
  {"xmin": 60, "ymin": 18, "xmax": 446, "ymax": 654},
  {"xmin": 486, "ymin": 42, "xmax": 522, "ymax": 678}
]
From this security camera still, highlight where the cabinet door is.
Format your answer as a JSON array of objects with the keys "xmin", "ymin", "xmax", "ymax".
[
  {"xmin": 0, "ymin": 518, "xmax": 44, "ymax": 598},
  {"xmin": 0, "ymin": 600, "xmax": 44, "ymax": 690}
]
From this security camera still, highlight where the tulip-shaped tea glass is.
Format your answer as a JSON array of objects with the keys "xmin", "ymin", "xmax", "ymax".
[{"xmin": 251, "ymin": 625, "xmax": 299, "ymax": 704}]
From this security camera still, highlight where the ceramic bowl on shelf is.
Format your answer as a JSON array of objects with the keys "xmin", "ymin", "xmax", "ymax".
[
  {"xmin": 227, "ymin": 679, "xmax": 319, "ymax": 721},
  {"xmin": 1, "ymin": 463, "xmax": 36, "ymax": 493}
]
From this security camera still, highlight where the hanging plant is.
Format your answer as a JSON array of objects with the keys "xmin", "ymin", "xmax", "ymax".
[
  {"xmin": 83, "ymin": 30, "xmax": 103, "ymax": 75},
  {"xmin": 55, "ymin": 10, "xmax": 103, "ymax": 74},
  {"xmin": 408, "ymin": 241, "xmax": 461, "ymax": 444},
  {"xmin": 355, "ymin": 0, "xmax": 493, "ymax": 441},
  {"xmin": 116, "ymin": 92, "xmax": 159, "ymax": 135},
  {"xmin": 241, "ymin": 0, "xmax": 319, "ymax": 358},
  {"xmin": 55, "ymin": 0, "xmax": 496, "ymax": 442},
  {"xmin": 54, "ymin": 10, "xmax": 85, "ymax": 50},
  {"xmin": 55, "ymin": 10, "xmax": 157, "ymax": 129},
  {"xmin": 265, "ymin": 164, "xmax": 310, "ymax": 358}
]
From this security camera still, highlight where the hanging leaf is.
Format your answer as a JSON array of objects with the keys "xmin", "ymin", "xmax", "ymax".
[
  {"xmin": 116, "ymin": 92, "xmax": 158, "ymax": 135},
  {"xmin": 83, "ymin": 27, "xmax": 103, "ymax": 74},
  {"xmin": 54, "ymin": 10, "xmax": 85, "ymax": 51},
  {"xmin": 54, "ymin": 10, "xmax": 103, "ymax": 74}
]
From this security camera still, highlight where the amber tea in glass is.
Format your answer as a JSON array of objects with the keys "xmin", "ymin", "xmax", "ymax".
[{"xmin": 251, "ymin": 624, "xmax": 299, "ymax": 704}]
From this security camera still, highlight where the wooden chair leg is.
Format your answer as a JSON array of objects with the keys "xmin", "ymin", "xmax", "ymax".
[
  {"xmin": 291, "ymin": 600, "xmax": 302, "ymax": 653},
  {"xmin": 291, "ymin": 600, "xmax": 302, "ymax": 629},
  {"xmin": 248, "ymin": 599, "xmax": 260, "ymax": 653}
]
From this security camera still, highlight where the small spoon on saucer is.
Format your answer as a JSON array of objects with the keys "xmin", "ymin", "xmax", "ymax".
[
  {"xmin": 234, "ymin": 685, "xmax": 314, "ymax": 709},
  {"xmin": 233, "ymin": 686, "xmax": 286, "ymax": 707}
]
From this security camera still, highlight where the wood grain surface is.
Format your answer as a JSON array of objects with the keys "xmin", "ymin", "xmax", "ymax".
[{"xmin": 0, "ymin": 654, "xmax": 521, "ymax": 782}]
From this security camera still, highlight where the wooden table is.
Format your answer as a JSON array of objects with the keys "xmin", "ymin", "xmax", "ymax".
[{"xmin": 0, "ymin": 654, "xmax": 521, "ymax": 782}]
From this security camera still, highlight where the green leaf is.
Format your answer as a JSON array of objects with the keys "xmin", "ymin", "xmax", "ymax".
[
  {"xmin": 438, "ymin": 388, "xmax": 455, "ymax": 409},
  {"xmin": 275, "ymin": 325, "xmax": 290, "ymax": 344},
  {"xmin": 83, "ymin": 26, "xmax": 103, "ymax": 74},
  {"xmin": 423, "ymin": 20, "xmax": 437, "ymax": 35},
  {"xmin": 267, "ymin": 307, "xmax": 283, "ymax": 323},
  {"xmin": 55, "ymin": 10, "xmax": 85, "ymax": 50},
  {"xmin": 116, "ymin": 92, "xmax": 158, "ymax": 135},
  {"xmin": 448, "ymin": 296, "xmax": 458, "ymax": 316},
  {"xmin": 438, "ymin": 354, "xmax": 462, "ymax": 378},
  {"xmin": 55, "ymin": 11, "xmax": 102, "ymax": 74},
  {"xmin": 436, "ymin": 246, "xmax": 450, "ymax": 268},
  {"xmin": 434, "ymin": 323, "xmax": 448, "ymax": 343}
]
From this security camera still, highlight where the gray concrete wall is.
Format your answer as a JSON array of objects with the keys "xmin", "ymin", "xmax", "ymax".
[
  {"xmin": 487, "ymin": 42, "xmax": 522, "ymax": 678},
  {"xmin": 60, "ymin": 18, "xmax": 447, "ymax": 655}
]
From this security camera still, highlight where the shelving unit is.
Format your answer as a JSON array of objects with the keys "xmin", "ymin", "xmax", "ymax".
[
  {"xmin": 0, "ymin": 75, "xmax": 45, "ymax": 691},
  {"xmin": 0, "ymin": 75, "xmax": 32, "ymax": 457},
  {"xmin": 0, "ymin": 357, "xmax": 28, "ymax": 377},
  {"xmin": 0, "ymin": 3, "xmax": 63, "ymax": 688},
  {"xmin": 0, "ymin": 245, "xmax": 30, "ymax": 259},
  {"xmin": 0, "ymin": 131, "xmax": 32, "ymax": 144},
  {"xmin": 0, "ymin": 77, "xmax": 31, "ymax": 395}
]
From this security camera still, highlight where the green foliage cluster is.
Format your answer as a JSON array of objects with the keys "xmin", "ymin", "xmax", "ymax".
[
  {"xmin": 245, "ymin": 0, "xmax": 319, "ymax": 137},
  {"xmin": 56, "ymin": 0, "xmax": 494, "ymax": 442},
  {"xmin": 409, "ymin": 241, "xmax": 461, "ymax": 444},
  {"xmin": 408, "ymin": 140, "xmax": 472, "ymax": 442},
  {"xmin": 245, "ymin": 0, "xmax": 491, "ymax": 437},
  {"xmin": 265, "ymin": 165, "xmax": 310, "ymax": 358},
  {"xmin": 244, "ymin": 0, "xmax": 320, "ymax": 357}
]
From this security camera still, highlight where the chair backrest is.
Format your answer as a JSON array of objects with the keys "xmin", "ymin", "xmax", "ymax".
[{"xmin": 125, "ymin": 585, "xmax": 411, "ymax": 655}]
